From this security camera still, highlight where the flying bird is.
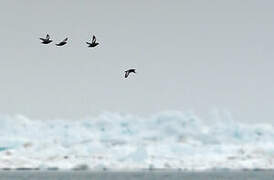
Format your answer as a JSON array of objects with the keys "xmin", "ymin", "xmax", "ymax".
[
  {"xmin": 40, "ymin": 34, "xmax": 52, "ymax": 44},
  {"xmin": 86, "ymin": 35, "xmax": 99, "ymax": 48},
  {"xmin": 125, "ymin": 69, "xmax": 136, "ymax": 78},
  {"xmin": 56, "ymin": 38, "xmax": 68, "ymax": 46}
]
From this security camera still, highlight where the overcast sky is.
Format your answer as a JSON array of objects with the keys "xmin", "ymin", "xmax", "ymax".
[{"xmin": 0, "ymin": 0, "xmax": 273, "ymax": 122}]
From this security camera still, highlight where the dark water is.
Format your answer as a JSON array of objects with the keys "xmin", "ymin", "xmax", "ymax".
[{"xmin": 1, "ymin": 170, "xmax": 274, "ymax": 180}]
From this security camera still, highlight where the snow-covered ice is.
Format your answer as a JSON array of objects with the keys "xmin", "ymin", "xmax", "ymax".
[{"xmin": 0, "ymin": 111, "xmax": 274, "ymax": 170}]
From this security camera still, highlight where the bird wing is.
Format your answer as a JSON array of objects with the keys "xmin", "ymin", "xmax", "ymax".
[
  {"xmin": 86, "ymin": 42, "xmax": 92, "ymax": 45},
  {"xmin": 92, "ymin": 35, "xmax": 96, "ymax": 43},
  {"xmin": 63, "ymin": 38, "xmax": 68, "ymax": 42},
  {"xmin": 40, "ymin": 38, "xmax": 46, "ymax": 41},
  {"xmin": 125, "ymin": 71, "xmax": 129, "ymax": 78},
  {"xmin": 46, "ymin": 34, "xmax": 50, "ymax": 40}
]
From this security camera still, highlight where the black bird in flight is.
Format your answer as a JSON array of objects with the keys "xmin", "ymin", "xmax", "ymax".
[
  {"xmin": 125, "ymin": 69, "xmax": 136, "ymax": 78},
  {"xmin": 86, "ymin": 35, "xmax": 99, "ymax": 48},
  {"xmin": 56, "ymin": 38, "xmax": 68, "ymax": 46},
  {"xmin": 40, "ymin": 34, "xmax": 52, "ymax": 44}
]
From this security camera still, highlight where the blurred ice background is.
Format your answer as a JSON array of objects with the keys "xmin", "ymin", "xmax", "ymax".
[{"xmin": 0, "ymin": 110, "xmax": 274, "ymax": 170}]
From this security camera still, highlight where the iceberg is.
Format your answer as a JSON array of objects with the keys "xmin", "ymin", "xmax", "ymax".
[{"xmin": 0, "ymin": 111, "xmax": 274, "ymax": 170}]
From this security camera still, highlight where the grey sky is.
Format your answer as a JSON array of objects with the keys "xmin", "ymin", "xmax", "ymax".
[{"xmin": 0, "ymin": 0, "xmax": 273, "ymax": 122}]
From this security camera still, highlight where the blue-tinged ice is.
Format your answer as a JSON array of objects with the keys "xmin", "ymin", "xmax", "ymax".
[{"xmin": 0, "ymin": 111, "xmax": 274, "ymax": 170}]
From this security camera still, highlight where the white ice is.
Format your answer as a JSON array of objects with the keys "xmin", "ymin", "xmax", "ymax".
[{"xmin": 0, "ymin": 111, "xmax": 274, "ymax": 170}]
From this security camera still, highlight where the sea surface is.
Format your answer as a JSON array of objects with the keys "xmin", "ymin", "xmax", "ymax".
[{"xmin": 0, "ymin": 170, "xmax": 274, "ymax": 180}]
